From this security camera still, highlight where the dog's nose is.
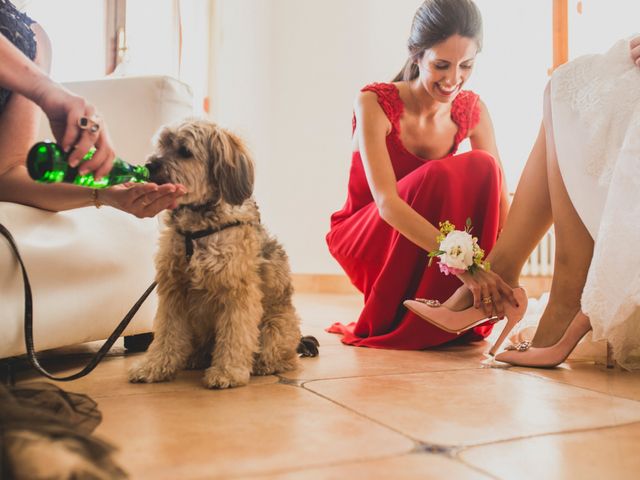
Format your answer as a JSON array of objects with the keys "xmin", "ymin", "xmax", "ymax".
[{"xmin": 145, "ymin": 161, "xmax": 164, "ymax": 184}]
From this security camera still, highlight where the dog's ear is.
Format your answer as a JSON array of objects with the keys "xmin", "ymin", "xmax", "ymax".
[{"xmin": 212, "ymin": 131, "xmax": 255, "ymax": 205}]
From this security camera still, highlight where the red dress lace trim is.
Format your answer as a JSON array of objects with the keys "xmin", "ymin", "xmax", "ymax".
[
  {"xmin": 355, "ymin": 82, "xmax": 481, "ymax": 156},
  {"xmin": 357, "ymin": 82, "xmax": 404, "ymax": 133},
  {"xmin": 451, "ymin": 90, "xmax": 481, "ymax": 148}
]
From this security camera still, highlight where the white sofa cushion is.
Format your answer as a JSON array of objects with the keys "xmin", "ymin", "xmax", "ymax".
[{"xmin": 0, "ymin": 202, "xmax": 160, "ymax": 358}]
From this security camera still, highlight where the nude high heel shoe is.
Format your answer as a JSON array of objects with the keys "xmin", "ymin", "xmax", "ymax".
[
  {"xmin": 494, "ymin": 311, "xmax": 611, "ymax": 368},
  {"xmin": 403, "ymin": 287, "xmax": 528, "ymax": 356}
]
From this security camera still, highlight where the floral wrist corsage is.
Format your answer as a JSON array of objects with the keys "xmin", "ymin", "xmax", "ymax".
[{"xmin": 428, "ymin": 218, "xmax": 490, "ymax": 276}]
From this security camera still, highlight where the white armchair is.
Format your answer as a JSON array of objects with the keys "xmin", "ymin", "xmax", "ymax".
[{"xmin": 0, "ymin": 75, "xmax": 193, "ymax": 360}]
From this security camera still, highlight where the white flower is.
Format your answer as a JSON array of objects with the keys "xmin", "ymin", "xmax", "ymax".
[{"xmin": 438, "ymin": 230, "xmax": 475, "ymax": 270}]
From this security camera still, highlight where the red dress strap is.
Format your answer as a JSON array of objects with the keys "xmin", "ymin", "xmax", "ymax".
[
  {"xmin": 451, "ymin": 90, "xmax": 481, "ymax": 149},
  {"xmin": 353, "ymin": 82, "xmax": 404, "ymax": 134}
]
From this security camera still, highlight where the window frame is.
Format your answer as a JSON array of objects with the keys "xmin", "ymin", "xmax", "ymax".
[
  {"xmin": 105, "ymin": 0, "xmax": 126, "ymax": 74},
  {"xmin": 552, "ymin": 0, "xmax": 569, "ymax": 71}
]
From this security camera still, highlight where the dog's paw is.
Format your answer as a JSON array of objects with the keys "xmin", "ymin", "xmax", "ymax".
[
  {"xmin": 128, "ymin": 360, "xmax": 176, "ymax": 383},
  {"xmin": 297, "ymin": 335, "xmax": 320, "ymax": 357},
  {"xmin": 251, "ymin": 362, "xmax": 276, "ymax": 376},
  {"xmin": 252, "ymin": 355, "xmax": 299, "ymax": 376},
  {"xmin": 202, "ymin": 366, "xmax": 250, "ymax": 389}
]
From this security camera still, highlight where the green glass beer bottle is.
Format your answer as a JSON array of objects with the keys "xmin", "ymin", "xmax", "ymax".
[{"xmin": 27, "ymin": 141, "xmax": 150, "ymax": 188}]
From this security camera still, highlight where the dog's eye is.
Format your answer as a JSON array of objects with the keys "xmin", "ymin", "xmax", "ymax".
[{"xmin": 177, "ymin": 145, "xmax": 192, "ymax": 158}]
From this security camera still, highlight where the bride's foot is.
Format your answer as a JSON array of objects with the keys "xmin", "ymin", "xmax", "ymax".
[
  {"xmin": 530, "ymin": 301, "xmax": 581, "ymax": 347},
  {"xmin": 495, "ymin": 311, "xmax": 592, "ymax": 368}
]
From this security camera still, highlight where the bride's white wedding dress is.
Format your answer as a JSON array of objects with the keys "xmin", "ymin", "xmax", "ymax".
[{"xmin": 511, "ymin": 37, "xmax": 640, "ymax": 370}]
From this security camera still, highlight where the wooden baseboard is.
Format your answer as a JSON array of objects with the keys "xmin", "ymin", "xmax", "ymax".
[{"xmin": 292, "ymin": 274, "xmax": 552, "ymax": 299}]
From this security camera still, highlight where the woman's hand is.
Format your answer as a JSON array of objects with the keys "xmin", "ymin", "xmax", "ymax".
[
  {"xmin": 101, "ymin": 182, "xmax": 187, "ymax": 218},
  {"xmin": 456, "ymin": 268, "xmax": 519, "ymax": 319},
  {"xmin": 32, "ymin": 78, "xmax": 116, "ymax": 179},
  {"xmin": 0, "ymin": 30, "xmax": 115, "ymax": 179},
  {"xmin": 631, "ymin": 36, "xmax": 640, "ymax": 67}
]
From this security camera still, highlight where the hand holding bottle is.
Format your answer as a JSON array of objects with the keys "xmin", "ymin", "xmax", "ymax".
[
  {"xmin": 0, "ymin": 34, "xmax": 114, "ymax": 179},
  {"xmin": 33, "ymin": 78, "xmax": 115, "ymax": 179}
]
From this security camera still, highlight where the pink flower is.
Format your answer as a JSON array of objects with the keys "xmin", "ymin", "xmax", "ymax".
[{"xmin": 438, "ymin": 262, "xmax": 466, "ymax": 276}]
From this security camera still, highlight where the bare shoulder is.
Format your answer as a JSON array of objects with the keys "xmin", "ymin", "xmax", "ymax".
[
  {"xmin": 470, "ymin": 98, "xmax": 494, "ymax": 136},
  {"xmin": 476, "ymin": 98, "xmax": 490, "ymax": 118},
  {"xmin": 354, "ymin": 90, "xmax": 390, "ymax": 133},
  {"xmin": 354, "ymin": 90, "xmax": 381, "ymax": 113}
]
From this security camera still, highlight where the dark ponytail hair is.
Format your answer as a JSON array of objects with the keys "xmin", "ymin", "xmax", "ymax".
[{"xmin": 393, "ymin": 0, "xmax": 483, "ymax": 82}]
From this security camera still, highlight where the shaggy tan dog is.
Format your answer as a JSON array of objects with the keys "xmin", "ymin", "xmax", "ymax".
[{"xmin": 128, "ymin": 119, "xmax": 317, "ymax": 389}]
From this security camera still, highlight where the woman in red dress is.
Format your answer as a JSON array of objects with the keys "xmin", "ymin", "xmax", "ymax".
[{"xmin": 326, "ymin": 0, "xmax": 518, "ymax": 350}]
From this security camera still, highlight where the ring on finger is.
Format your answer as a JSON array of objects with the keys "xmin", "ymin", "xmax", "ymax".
[
  {"xmin": 78, "ymin": 115, "xmax": 101, "ymax": 133},
  {"xmin": 482, "ymin": 296, "xmax": 493, "ymax": 305},
  {"xmin": 78, "ymin": 116, "xmax": 90, "ymax": 129},
  {"xmin": 89, "ymin": 114, "xmax": 101, "ymax": 133}
]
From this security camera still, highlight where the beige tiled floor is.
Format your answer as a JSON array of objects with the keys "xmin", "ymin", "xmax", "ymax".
[{"xmin": 14, "ymin": 293, "xmax": 640, "ymax": 479}]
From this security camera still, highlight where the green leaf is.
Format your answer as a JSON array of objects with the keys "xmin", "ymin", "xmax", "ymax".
[{"xmin": 465, "ymin": 217, "xmax": 474, "ymax": 234}]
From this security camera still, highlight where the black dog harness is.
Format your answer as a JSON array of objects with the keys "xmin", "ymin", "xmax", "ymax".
[{"xmin": 176, "ymin": 221, "xmax": 247, "ymax": 261}]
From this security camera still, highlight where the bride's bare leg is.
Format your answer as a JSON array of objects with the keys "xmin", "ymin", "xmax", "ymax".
[
  {"xmin": 488, "ymin": 124, "xmax": 553, "ymax": 284},
  {"xmin": 530, "ymin": 112, "xmax": 594, "ymax": 347},
  {"xmin": 444, "ymin": 123, "xmax": 553, "ymax": 310}
]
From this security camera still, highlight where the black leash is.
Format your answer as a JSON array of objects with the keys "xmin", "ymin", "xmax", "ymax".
[{"xmin": 0, "ymin": 223, "xmax": 156, "ymax": 381}]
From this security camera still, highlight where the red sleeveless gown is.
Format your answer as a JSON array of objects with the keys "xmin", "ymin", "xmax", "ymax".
[{"xmin": 326, "ymin": 83, "xmax": 503, "ymax": 349}]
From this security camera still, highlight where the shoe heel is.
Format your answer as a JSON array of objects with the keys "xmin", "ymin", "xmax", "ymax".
[
  {"xmin": 606, "ymin": 342, "xmax": 615, "ymax": 369},
  {"xmin": 489, "ymin": 313, "xmax": 523, "ymax": 357}
]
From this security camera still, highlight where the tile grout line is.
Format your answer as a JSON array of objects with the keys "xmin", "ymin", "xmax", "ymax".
[
  {"xmin": 452, "ymin": 419, "xmax": 640, "ymax": 480},
  {"xmin": 280, "ymin": 375, "xmax": 502, "ymax": 479},
  {"xmin": 283, "ymin": 367, "xmax": 640, "ymax": 480},
  {"xmin": 455, "ymin": 419, "xmax": 640, "ymax": 452},
  {"xmin": 225, "ymin": 451, "xmax": 467, "ymax": 480},
  {"xmin": 85, "ymin": 363, "xmax": 484, "ymax": 400},
  {"xmin": 279, "ymin": 365, "xmax": 484, "ymax": 384},
  {"xmin": 505, "ymin": 366, "xmax": 640, "ymax": 403}
]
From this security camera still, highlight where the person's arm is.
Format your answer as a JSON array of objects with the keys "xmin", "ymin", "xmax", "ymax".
[
  {"xmin": 0, "ymin": 26, "xmax": 49, "ymax": 103},
  {"xmin": 0, "ymin": 25, "xmax": 185, "ymax": 214},
  {"xmin": 468, "ymin": 99, "xmax": 509, "ymax": 232},
  {"xmin": 0, "ymin": 72, "xmax": 184, "ymax": 215},
  {"xmin": 355, "ymin": 91, "xmax": 441, "ymax": 253},
  {"xmin": 0, "ymin": 28, "xmax": 113, "ymax": 177},
  {"xmin": 630, "ymin": 35, "xmax": 640, "ymax": 66}
]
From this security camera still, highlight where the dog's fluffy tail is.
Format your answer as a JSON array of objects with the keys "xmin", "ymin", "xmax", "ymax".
[{"xmin": 297, "ymin": 336, "xmax": 320, "ymax": 357}]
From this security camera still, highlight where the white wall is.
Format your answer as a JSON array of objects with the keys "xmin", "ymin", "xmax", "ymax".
[
  {"xmin": 210, "ymin": 0, "xmax": 420, "ymax": 274},
  {"xmin": 208, "ymin": 0, "xmax": 633, "ymax": 275},
  {"xmin": 21, "ymin": 0, "xmax": 106, "ymax": 82},
  {"xmin": 569, "ymin": 0, "xmax": 640, "ymax": 58}
]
